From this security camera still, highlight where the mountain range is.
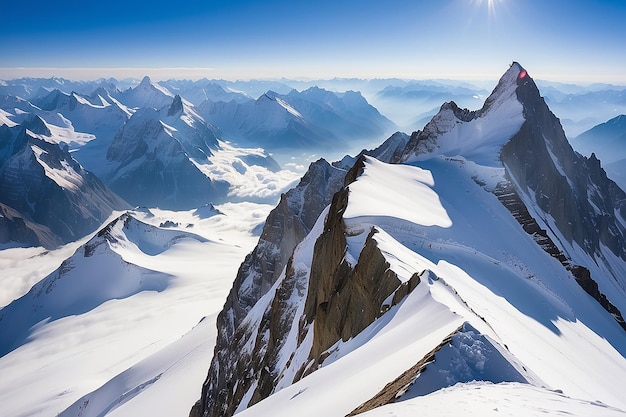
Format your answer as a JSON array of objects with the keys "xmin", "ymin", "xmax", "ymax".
[
  {"xmin": 1, "ymin": 62, "xmax": 626, "ymax": 417},
  {"xmin": 191, "ymin": 63, "xmax": 626, "ymax": 417},
  {"xmin": 569, "ymin": 114, "xmax": 626, "ymax": 191}
]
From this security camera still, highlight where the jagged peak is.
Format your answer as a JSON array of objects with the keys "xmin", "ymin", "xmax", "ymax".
[
  {"xmin": 34, "ymin": 88, "xmax": 70, "ymax": 111},
  {"xmin": 440, "ymin": 101, "xmax": 479, "ymax": 122},
  {"xmin": 139, "ymin": 75, "xmax": 152, "ymax": 86},
  {"xmin": 480, "ymin": 61, "xmax": 529, "ymax": 115},
  {"xmin": 22, "ymin": 114, "xmax": 51, "ymax": 136},
  {"xmin": 168, "ymin": 94, "xmax": 184, "ymax": 116},
  {"xmin": 259, "ymin": 91, "xmax": 279, "ymax": 101}
]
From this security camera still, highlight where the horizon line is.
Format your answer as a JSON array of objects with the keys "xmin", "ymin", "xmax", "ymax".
[{"xmin": 1, "ymin": 67, "xmax": 625, "ymax": 86}]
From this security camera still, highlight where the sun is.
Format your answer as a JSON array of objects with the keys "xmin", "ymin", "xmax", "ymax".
[{"xmin": 474, "ymin": 0, "xmax": 502, "ymax": 19}]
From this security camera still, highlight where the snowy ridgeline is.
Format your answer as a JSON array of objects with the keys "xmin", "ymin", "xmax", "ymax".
[
  {"xmin": 211, "ymin": 155, "xmax": 626, "ymax": 417},
  {"xmin": 1, "ymin": 63, "xmax": 626, "ymax": 417},
  {"xmin": 191, "ymin": 63, "xmax": 626, "ymax": 417},
  {"xmin": 0, "ymin": 203, "xmax": 273, "ymax": 417}
]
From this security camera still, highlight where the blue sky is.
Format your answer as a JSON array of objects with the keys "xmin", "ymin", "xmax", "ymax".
[{"xmin": 1, "ymin": 0, "xmax": 625, "ymax": 83}]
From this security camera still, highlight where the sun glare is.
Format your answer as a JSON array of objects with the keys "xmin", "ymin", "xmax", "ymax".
[{"xmin": 473, "ymin": 0, "xmax": 501, "ymax": 19}]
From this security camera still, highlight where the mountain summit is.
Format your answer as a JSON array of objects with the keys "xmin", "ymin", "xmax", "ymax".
[{"xmin": 190, "ymin": 63, "xmax": 626, "ymax": 417}]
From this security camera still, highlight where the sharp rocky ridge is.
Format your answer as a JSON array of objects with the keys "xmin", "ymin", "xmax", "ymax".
[
  {"xmin": 0, "ymin": 124, "xmax": 129, "ymax": 247},
  {"xmin": 191, "ymin": 62, "xmax": 626, "ymax": 417},
  {"xmin": 397, "ymin": 62, "xmax": 626, "ymax": 326}
]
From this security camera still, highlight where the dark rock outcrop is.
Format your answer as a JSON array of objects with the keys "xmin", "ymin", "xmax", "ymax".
[
  {"xmin": 0, "ymin": 124, "xmax": 129, "ymax": 246},
  {"xmin": 304, "ymin": 221, "xmax": 420, "ymax": 368},
  {"xmin": 191, "ymin": 159, "xmax": 346, "ymax": 417},
  {"xmin": 494, "ymin": 177, "xmax": 626, "ymax": 330},
  {"xmin": 347, "ymin": 327, "xmax": 460, "ymax": 416},
  {"xmin": 167, "ymin": 94, "xmax": 184, "ymax": 117},
  {"xmin": 500, "ymin": 69, "xmax": 626, "ymax": 262},
  {"xmin": 0, "ymin": 202, "xmax": 61, "ymax": 249},
  {"xmin": 191, "ymin": 62, "xmax": 626, "ymax": 417},
  {"xmin": 191, "ymin": 155, "xmax": 423, "ymax": 417},
  {"xmin": 570, "ymin": 265, "xmax": 626, "ymax": 330}
]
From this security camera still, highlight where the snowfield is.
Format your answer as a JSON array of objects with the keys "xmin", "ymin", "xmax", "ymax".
[
  {"xmin": 230, "ymin": 155, "xmax": 626, "ymax": 417},
  {"xmin": 0, "ymin": 203, "xmax": 273, "ymax": 417},
  {"xmin": 2, "ymin": 65, "xmax": 626, "ymax": 417},
  {"xmin": 359, "ymin": 381, "xmax": 626, "ymax": 417}
]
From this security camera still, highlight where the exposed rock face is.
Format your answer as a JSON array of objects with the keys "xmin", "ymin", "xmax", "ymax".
[
  {"xmin": 191, "ymin": 63, "xmax": 626, "ymax": 417},
  {"xmin": 167, "ymin": 94, "xmax": 184, "ymax": 117},
  {"xmin": 570, "ymin": 265, "xmax": 626, "ymax": 330},
  {"xmin": 191, "ymin": 154, "xmax": 423, "ymax": 417},
  {"xmin": 105, "ymin": 108, "xmax": 228, "ymax": 209},
  {"xmin": 0, "ymin": 125, "xmax": 128, "ymax": 246},
  {"xmin": 0, "ymin": 202, "xmax": 61, "ymax": 249},
  {"xmin": 191, "ymin": 159, "xmax": 346, "ymax": 417},
  {"xmin": 494, "ymin": 65, "xmax": 626, "ymax": 325},
  {"xmin": 396, "ymin": 62, "xmax": 626, "ymax": 328},
  {"xmin": 500, "ymin": 69, "xmax": 626, "ymax": 262},
  {"xmin": 223, "ymin": 159, "xmax": 347, "ymax": 319},
  {"xmin": 494, "ymin": 177, "xmax": 626, "ymax": 330},
  {"xmin": 347, "ymin": 326, "xmax": 461, "ymax": 416},
  {"xmin": 304, "ymin": 217, "xmax": 420, "ymax": 367},
  {"xmin": 396, "ymin": 101, "xmax": 481, "ymax": 161}
]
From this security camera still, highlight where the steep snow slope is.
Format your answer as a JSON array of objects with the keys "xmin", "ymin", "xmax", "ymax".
[
  {"xmin": 192, "ymin": 63, "xmax": 626, "ymax": 417},
  {"xmin": 104, "ymin": 96, "xmax": 294, "ymax": 209},
  {"xmin": 358, "ymin": 382, "xmax": 626, "ymax": 417},
  {"xmin": 399, "ymin": 62, "xmax": 626, "ymax": 326},
  {"xmin": 226, "ymin": 156, "xmax": 626, "ymax": 417},
  {"xmin": 0, "ymin": 124, "xmax": 129, "ymax": 246},
  {"xmin": 0, "ymin": 203, "xmax": 272, "ymax": 417}
]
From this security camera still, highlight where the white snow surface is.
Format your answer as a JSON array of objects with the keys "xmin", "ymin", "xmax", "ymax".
[
  {"xmin": 403, "ymin": 63, "xmax": 525, "ymax": 167},
  {"xmin": 344, "ymin": 155, "xmax": 452, "ymax": 228},
  {"xmin": 0, "ymin": 203, "xmax": 273, "ymax": 417},
  {"xmin": 237, "ymin": 156, "xmax": 626, "ymax": 417},
  {"xmin": 31, "ymin": 144, "xmax": 85, "ymax": 191},
  {"xmin": 358, "ymin": 381, "xmax": 626, "ymax": 417}
]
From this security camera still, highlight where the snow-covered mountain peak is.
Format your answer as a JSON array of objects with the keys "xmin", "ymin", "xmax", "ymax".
[
  {"xmin": 94, "ymin": 211, "xmax": 209, "ymax": 256},
  {"xmin": 118, "ymin": 76, "xmax": 175, "ymax": 110},
  {"xmin": 480, "ymin": 61, "xmax": 526, "ymax": 113},
  {"xmin": 21, "ymin": 113, "xmax": 52, "ymax": 136},
  {"xmin": 0, "ymin": 210, "xmax": 210, "ymax": 358},
  {"xmin": 398, "ymin": 62, "xmax": 537, "ymax": 166},
  {"xmin": 139, "ymin": 75, "xmax": 153, "ymax": 86},
  {"xmin": 34, "ymin": 88, "xmax": 70, "ymax": 111}
]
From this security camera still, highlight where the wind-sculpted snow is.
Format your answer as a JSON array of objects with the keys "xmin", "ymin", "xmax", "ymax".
[
  {"xmin": 191, "ymin": 159, "xmax": 346, "ymax": 417},
  {"xmin": 224, "ymin": 152, "xmax": 626, "ymax": 417},
  {"xmin": 6, "ymin": 89, "xmax": 130, "ymax": 151},
  {"xmin": 194, "ymin": 63, "xmax": 626, "ymax": 417},
  {"xmin": 0, "ymin": 202, "xmax": 270, "ymax": 417},
  {"xmin": 357, "ymin": 382, "xmax": 626, "ymax": 417},
  {"xmin": 0, "ymin": 212, "xmax": 216, "ymax": 357},
  {"xmin": 343, "ymin": 156, "xmax": 452, "ymax": 228},
  {"xmin": 399, "ymin": 63, "xmax": 525, "ymax": 166}
]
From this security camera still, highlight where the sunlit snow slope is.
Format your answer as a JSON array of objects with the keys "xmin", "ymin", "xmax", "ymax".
[
  {"xmin": 193, "ymin": 63, "xmax": 626, "ymax": 417},
  {"xmin": 0, "ymin": 203, "xmax": 272, "ymax": 417},
  {"xmin": 230, "ymin": 156, "xmax": 626, "ymax": 417}
]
